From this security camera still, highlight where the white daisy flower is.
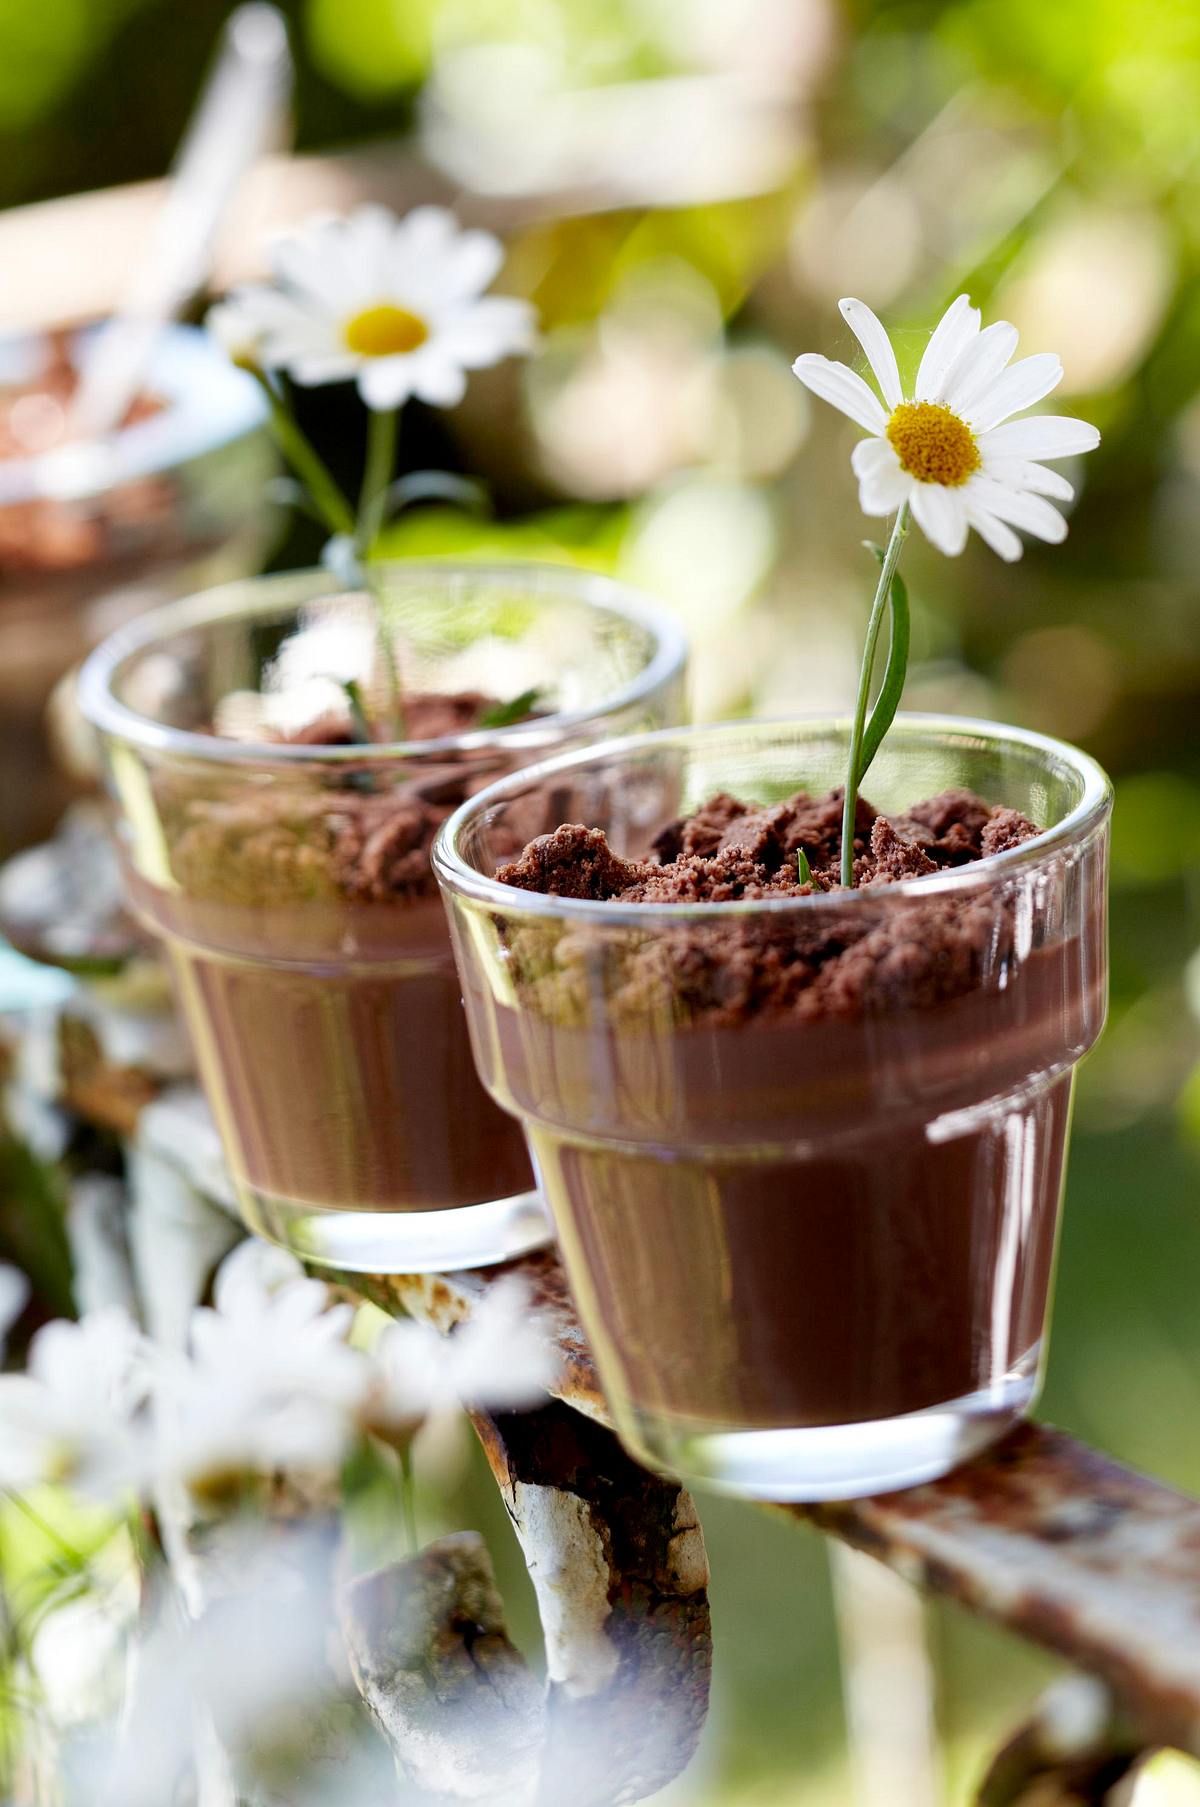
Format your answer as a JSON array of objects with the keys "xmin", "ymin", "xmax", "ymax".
[
  {"xmin": 363, "ymin": 1277, "xmax": 555, "ymax": 1444},
  {"xmin": 0, "ymin": 1307, "xmax": 152, "ymax": 1501},
  {"xmin": 223, "ymin": 203, "xmax": 537, "ymax": 411},
  {"xmin": 155, "ymin": 1240, "xmax": 370, "ymax": 1491},
  {"xmin": 793, "ymin": 294, "xmax": 1100, "ymax": 560}
]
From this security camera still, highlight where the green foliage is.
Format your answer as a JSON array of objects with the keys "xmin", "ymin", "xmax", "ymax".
[
  {"xmin": 479, "ymin": 687, "xmax": 544, "ymax": 728},
  {"xmin": 0, "ymin": 0, "xmax": 146, "ymax": 130},
  {"xmin": 0, "ymin": 1134, "xmax": 75, "ymax": 1324},
  {"xmin": 307, "ymin": 0, "xmax": 679, "ymax": 99},
  {"xmin": 1109, "ymin": 773, "xmax": 1200, "ymax": 887},
  {"xmin": 374, "ymin": 501, "xmax": 626, "ymax": 568},
  {"xmin": 305, "ymin": 0, "xmax": 439, "ymax": 94}
]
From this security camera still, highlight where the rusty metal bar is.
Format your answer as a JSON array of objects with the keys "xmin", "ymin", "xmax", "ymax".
[
  {"xmin": 804, "ymin": 1428, "xmax": 1200, "ymax": 1760},
  {"xmin": 364, "ymin": 1258, "xmax": 1200, "ymax": 1764}
]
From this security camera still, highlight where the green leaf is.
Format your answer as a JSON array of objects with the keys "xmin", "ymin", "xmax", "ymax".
[
  {"xmin": 856, "ymin": 558, "xmax": 911, "ymax": 789},
  {"xmin": 796, "ymin": 847, "xmax": 814, "ymax": 886},
  {"xmin": 340, "ymin": 679, "xmax": 374, "ymax": 746},
  {"xmin": 480, "ymin": 687, "xmax": 544, "ymax": 729}
]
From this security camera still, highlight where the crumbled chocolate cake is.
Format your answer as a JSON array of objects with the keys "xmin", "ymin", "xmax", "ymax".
[
  {"xmin": 499, "ymin": 786, "xmax": 1036, "ymax": 900},
  {"xmin": 493, "ymin": 787, "xmax": 1041, "ymax": 1023},
  {"xmin": 0, "ymin": 336, "xmax": 167, "ymax": 574},
  {"xmin": 269, "ymin": 691, "xmax": 493, "ymax": 748},
  {"xmin": 162, "ymin": 692, "xmax": 525, "ymax": 906}
]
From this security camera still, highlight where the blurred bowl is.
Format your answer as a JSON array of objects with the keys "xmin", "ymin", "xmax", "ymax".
[{"xmin": 0, "ymin": 322, "xmax": 273, "ymax": 855}]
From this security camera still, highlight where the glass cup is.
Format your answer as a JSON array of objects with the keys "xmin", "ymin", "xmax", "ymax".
[
  {"xmin": 0, "ymin": 323, "xmax": 272, "ymax": 856},
  {"xmin": 79, "ymin": 563, "xmax": 687, "ymax": 1272},
  {"xmin": 435, "ymin": 716, "xmax": 1111, "ymax": 1500}
]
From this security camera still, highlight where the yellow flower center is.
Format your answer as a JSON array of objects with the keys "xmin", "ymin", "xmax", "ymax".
[
  {"xmin": 343, "ymin": 304, "xmax": 429, "ymax": 359},
  {"xmin": 886, "ymin": 401, "xmax": 979, "ymax": 487}
]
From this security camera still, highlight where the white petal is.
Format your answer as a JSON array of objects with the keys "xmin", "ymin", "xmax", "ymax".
[
  {"xmin": 839, "ymin": 298, "xmax": 902, "ymax": 408},
  {"xmin": 214, "ymin": 1241, "xmax": 305, "ymax": 1319},
  {"xmin": 910, "ymin": 483, "xmax": 969, "ymax": 556},
  {"xmin": 942, "ymin": 321, "xmax": 1019, "ymax": 415},
  {"xmin": 355, "ymin": 359, "xmax": 418, "ymax": 410},
  {"xmin": 407, "ymin": 353, "xmax": 470, "ymax": 408},
  {"xmin": 332, "ymin": 204, "xmax": 403, "ymax": 302},
  {"xmin": 389, "ymin": 205, "xmax": 462, "ymax": 266},
  {"xmin": 392, "ymin": 219, "xmax": 505, "ymax": 307},
  {"xmin": 852, "ymin": 437, "xmax": 912, "ymax": 514},
  {"xmin": 249, "ymin": 291, "xmax": 349, "ymax": 380},
  {"xmin": 966, "ymin": 505, "xmax": 1024, "ymax": 561},
  {"xmin": 434, "ymin": 297, "xmax": 538, "ymax": 367},
  {"xmin": 983, "ymin": 456, "xmax": 1074, "ymax": 503},
  {"xmin": 965, "ymin": 354, "xmax": 1063, "ymax": 433},
  {"xmin": 357, "ymin": 349, "xmax": 472, "ymax": 411},
  {"xmin": 792, "ymin": 354, "xmax": 889, "ymax": 433},
  {"xmin": 965, "ymin": 474, "xmax": 1068, "ymax": 542},
  {"xmin": 229, "ymin": 285, "xmax": 326, "ymax": 344},
  {"xmin": 979, "ymin": 416, "xmax": 1101, "ymax": 461},
  {"xmin": 915, "ymin": 295, "xmax": 981, "ymax": 401},
  {"xmin": 287, "ymin": 350, "xmax": 362, "ymax": 387},
  {"xmin": 205, "ymin": 298, "xmax": 261, "ymax": 363},
  {"xmin": 270, "ymin": 220, "xmax": 367, "ymax": 314}
]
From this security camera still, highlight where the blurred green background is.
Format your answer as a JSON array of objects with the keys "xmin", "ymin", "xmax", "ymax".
[{"xmin": 3, "ymin": 0, "xmax": 1200, "ymax": 1801}]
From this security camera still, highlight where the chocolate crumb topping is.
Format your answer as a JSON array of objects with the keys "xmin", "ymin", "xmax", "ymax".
[
  {"xmin": 493, "ymin": 786, "xmax": 1041, "ymax": 1023},
  {"xmin": 499, "ymin": 786, "xmax": 1036, "ymax": 903},
  {"xmin": 161, "ymin": 691, "xmax": 526, "ymax": 906}
]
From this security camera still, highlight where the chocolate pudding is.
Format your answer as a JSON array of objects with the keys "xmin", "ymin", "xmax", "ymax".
[
  {"xmin": 0, "ymin": 332, "xmax": 268, "ymax": 855},
  {"xmin": 472, "ymin": 785, "xmax": 1106, "ymax": 1465},
  {"xmin": 85, "ymin": 563, "xmax": 689, "ymax": 1270},
  {"xmin": 128, "ymin": 694, "xmax": 537, "ymax": 1218}
]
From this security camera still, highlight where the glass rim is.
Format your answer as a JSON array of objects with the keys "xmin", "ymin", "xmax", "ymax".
[
  {"xmin": 77, "ymin": 560, "xmax": 689, "ymax": 765},
  {"xmin": 433, "ymin": 712, "xmax": 1113, "ymax": 919}
]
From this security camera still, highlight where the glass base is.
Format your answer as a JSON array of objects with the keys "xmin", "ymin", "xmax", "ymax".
[
  {"xmin": 617, "ymin": 1353, "xmax": 1041, "ymax": 1502},
  {"xmin": 236, "ymin": 1182, "xmax": 552, "ymax": 1274}
]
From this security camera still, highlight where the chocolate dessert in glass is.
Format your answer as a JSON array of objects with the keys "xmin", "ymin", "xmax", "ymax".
[
  {"xmin": 80, "ymin": 562, "xmax": 687, "ymax": 1272},
  {"xmin": 0, "ymin": 324, "xmax": 271, "ymax": 856},
  {"xmin": 435, "ymin": 716, "xmax": 1111, "ymax": 1499}
]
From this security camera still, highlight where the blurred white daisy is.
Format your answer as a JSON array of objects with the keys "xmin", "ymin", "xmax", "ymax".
[
  {"xmin": 157, "ymin": 1240, "xmax": 369, "ymax": 1492},
  {"xmin": 0, "ymin": 1262, "xmax": 28, "ymax": 1359},
  {"xmin": 0, "ymin": 1307, "xmax": 151, "ymax": 1500},
  {"xmin": 363, "ymin": 1277, "xmax": 555, "ymax": 1444},
  {"xmin": 793, "ymin": 294, "xmax": 1100, "ymax": 560},
  {"xmin": 220, "ymin": 203, "xmax": 537, "ymax": 410}
]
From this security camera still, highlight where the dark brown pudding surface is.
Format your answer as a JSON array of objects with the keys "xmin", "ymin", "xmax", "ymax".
[{"xmin": 473, "ymin": 784, "xmax": 1102, "ymax": 1440}]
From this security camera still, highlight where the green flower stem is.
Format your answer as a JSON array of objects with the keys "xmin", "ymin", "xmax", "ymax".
[
  {"xmin": 398, "ymin": 1443, "xmax": 418, "ymax": 1557},
  {"xmin": 841, "ymin": 501, "xmax": 910, "ymax": 889},
  {"xmin": 363, "ymin": 561, "xmax": 406, "ymax": 742},
  {"xmin": 251, "ymin": 370, "xmax": 355, "ymax": 539},
  {"xmin": 2, "ymin": 1490, "xmax": 87, "ymax": 1566},
  {"xmin": 357, "ymin": 407, "xmax": 399, "ymax": 557},
  {"xmin": 356, "ymin": 408, "xmax": 404, "ymax": 737}
]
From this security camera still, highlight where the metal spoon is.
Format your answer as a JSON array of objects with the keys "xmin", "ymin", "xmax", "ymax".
[{"xmin": 67, "ymin": 2, "xmax": 292, "ymax": 443}]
